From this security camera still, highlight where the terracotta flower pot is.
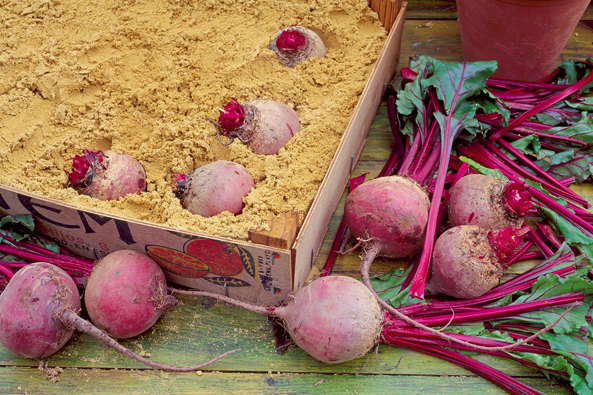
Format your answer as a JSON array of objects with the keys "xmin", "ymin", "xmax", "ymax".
[{"xmin": 457, "ymin": 0, "xmax": 590, "ymax": 81}]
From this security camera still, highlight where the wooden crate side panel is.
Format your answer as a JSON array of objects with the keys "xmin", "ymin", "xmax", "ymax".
[
  {"xmin": 369, "ymin": 0, "xmax": 403, "ymax": 31},
  {"xmin": 0, "ymin": 185, "xmax": 291, "ymax": 305},
  {"xmin": 291, "ymin": 3, "xmax": 407, "ymax": 291}
]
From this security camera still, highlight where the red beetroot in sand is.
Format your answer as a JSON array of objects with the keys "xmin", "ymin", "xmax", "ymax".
[
  {"xmin": 67, "ymin": 149, "xmax": 146, "ymax": 201},
  {"xmin": 216, "ymin": 99, "xmax": 300, "ymax": 155},
  {"xmin": 269, "ymin": 26, "xmax": 327, "ymax": 68},
  {"xmin": 174, "ymin": 160, "xmax": 255, "ymax": 217}
]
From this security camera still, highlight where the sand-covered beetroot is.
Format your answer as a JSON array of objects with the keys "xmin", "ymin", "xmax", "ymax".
[
  {"xmin": 344, "ymin": 176, "xmax": 430, "ymax": 259},
  {"xmin": 0, "ymin": 262, "xmax": 80, "ymax": 359},
  {"xmin": 215, "ymin": 98, "xmax": 300, "ymax": 155},
  {"xmin": 67, "ymin": 149, "xmax": 146, "ymax": 201},
  {"xmin": 269, "ymin": 26, "xmax": 327, "ymax": 68},
  {"xmin": 84, "ymin": 250, "xmax": 178, "ymax": 339},
  {"xmin": 448, "ymin": 174, "xmax": 532, "ymax": 230},
  {"xmin": 0, "ymin": 262, "xmax": 239, "ymax": 370},
  {"xmin": 173, "ymin": 275, "xmax": 383, "ymax": 364},
  {"xmin": 174, "ymin": 160, "xmax": 255, "ymax": 217},
  {"xmin": 427, "ymin": 225, "xmax": 528, "ymax": 299}
]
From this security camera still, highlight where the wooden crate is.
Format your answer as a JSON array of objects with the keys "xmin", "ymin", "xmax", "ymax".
[{"xmin": 0, "ymin": 0, "xmax": 407, "ymax": 304}]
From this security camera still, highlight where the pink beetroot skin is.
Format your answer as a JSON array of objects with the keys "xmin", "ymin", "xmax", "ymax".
[
  {"xmin": 84, "ymin": 250, "xmax": 177, "ymax": 339},
  {"xmin": 0, "ymin": 262, "xmax": 81, "ymax": 359},
  {"xmin": 269, "ymin": 26, "xmax": 327, "ymax": 68},
  {"xmin": 174, "ymin": 160, "xmax": 255, "ymax": 218},
  {"xmin": 448, "ymin": 174, "xmax": 532, "ymax": 230},
  {"xmin": 217, "ymin": 99, "xmax": 300, "ymax": 155},
  {"xmin": 428, "ymin": 225, "xmax": 527, "ymax": 299},
  {"xmin": 67, "ymin": 149, "xmax": 146, "ymax": 201},
  {"xmin": 0, "ymin": 261, "xmax": 240, "ymax": 370},
  {"xmin": 344, "ymin": 176, "xmax": 430, "ymax": 259}
]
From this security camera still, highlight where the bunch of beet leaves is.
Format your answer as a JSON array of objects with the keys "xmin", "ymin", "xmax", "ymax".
[
  {"xmin": 0, "ymin": 214, "xmax": 95, "ymax": 290},
  {"xmin": 314, "ymin": 55, "xmax": 593, "ymax": 395}
]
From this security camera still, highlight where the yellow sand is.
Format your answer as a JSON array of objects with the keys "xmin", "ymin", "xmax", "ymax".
[{"xmin": 0, "ymin": 0, "xmax": 386, "ymax": 241}]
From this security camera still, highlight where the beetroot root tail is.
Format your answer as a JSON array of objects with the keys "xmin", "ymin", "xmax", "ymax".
[{"xmin": 59, "ymin": 310, "xmax": 242, "ymax": 372}]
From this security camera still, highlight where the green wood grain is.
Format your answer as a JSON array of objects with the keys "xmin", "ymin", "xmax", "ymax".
[
  {"xmin": 0, "ymin": 368, "xmax": 575, "ymax": 395},
  {"xmin": 0, "ymin": 293, "xmax": 569, "ymax": 380}
]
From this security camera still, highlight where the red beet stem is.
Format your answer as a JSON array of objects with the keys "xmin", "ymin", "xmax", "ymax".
[
  {"xmin": 383, "ymin": 337, "xmax": 546, "ymax": 395},
  {"xmin": 390, "ymin": 294, "xmax": 582, "ymax": 328},
  {"xmin": 218, "ymin": 98, "xmax": 245, "ymax": 134},
  {"xmin": 502, "ymin": 182, "xmax": 532, "ymax": 217},
  {"xmin": 489, "ymin": 65, "xmax": 593, "ymax": 141},
  {"xmin": 275, "ymin": 28, "xmax": 307, "ymax": 52}
]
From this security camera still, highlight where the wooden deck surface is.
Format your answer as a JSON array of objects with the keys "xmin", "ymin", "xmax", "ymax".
[{"xmin": 1, "ymin": 1, "xmax": 592, "ymax": 394}]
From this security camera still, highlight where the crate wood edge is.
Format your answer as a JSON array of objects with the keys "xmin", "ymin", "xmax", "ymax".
[{"xmin": 291, "ymin": 2, "xmax": 407, "ymax": 291}]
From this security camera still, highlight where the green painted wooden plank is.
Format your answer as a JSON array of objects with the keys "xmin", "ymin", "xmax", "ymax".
[
  {"xmin": 0, "ymin": 292, "xmax": 567, "ymax": 379},
  {"xmin": 405, "ymin": 0, "xmax": 458, "ymax": 20},
  {"xmin": 0, "ymin": 367, "xmax": 575, "ymax": 394}
]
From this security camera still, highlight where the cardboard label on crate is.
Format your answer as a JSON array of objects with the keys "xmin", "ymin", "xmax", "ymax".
[{"xmin": 0, "ymin": 185, "xmax": 291, "ymax": 305}]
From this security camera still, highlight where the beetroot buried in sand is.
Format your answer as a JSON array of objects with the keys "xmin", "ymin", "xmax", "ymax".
[
  {"xmin": 269, "ymin": 26, "xmax": 327, "ymax": 68},
  {"xmin": 213, "ymin": 98, "xmax": 300, "ymax": 155},
  {"xmin": 173, "ymin": 161, "xmax": 255, "ymax": 218},
  {"xmin": 67, "ymin": 149, "xmax": 146, "ymax": 201}
]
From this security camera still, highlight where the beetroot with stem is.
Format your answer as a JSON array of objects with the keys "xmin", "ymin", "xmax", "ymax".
[
  {"xmin": 426, "ymin": 225, "xmax": 529, "ymax": 299},
  {"xmin": 173, "ymin": 160, "xmax": 255, "ymax": 218},
  {"xmin": 396, "ymin": 57, "xmax": 498, "ymax": 299},
  {"xmin": 213, "ymin": 98, "xmax": 300, "ymax": 155},
  {"xmin": 0, "ymin": 262, "xmax": 240, "ymax": 370},
  {"xmin": 447, "ymin": 174, "xmax": 532, "ymax": 230},
  {"xmin": 173, "ymin": 275, "xmax": 384, "ymax": 364},
  {"xmin": 172, "ymin": 273, "xmax": 572, "ymax": 394},
  {"xmin": 269, "ymin": 26, "xmax": 327, "ymax": 68},
  {"xmin": 67, "ymin": 149, "xmax": 146, "ymax": 201},
  {"xmin": 84, "ymin": 250, "xmax": 178, "ymax": 339},
  {"xmin": 344, "ymin": 176, "xmax": 430, "ymax": 260}
]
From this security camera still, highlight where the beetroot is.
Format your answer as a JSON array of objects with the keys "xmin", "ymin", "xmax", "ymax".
[
  {"xmin": 84, "ymin": 250, "xmax": 177, "ymax": 339},
  {"xmin": 344, "ymin": 176, "xmax": 430, "ymax": 259},
  {"xmin": 0, "ymin": 262, "xmax": 239, "ymax": 370},
  {"xmin": 269, "ymin": 26, "xmax": 327, "ymax": 68},
  {"xmin": 67, "ymin": 149, "xmax": 146, "ymax": 201},
  {"xmin": 174, "ymin": 160, "xmax": 255, "ymax": 217},
  {"xmin": 426, "ymin": 225, "xmax": 528, "ymax": 299},
  {"xmin": 173, "ymin": 275, "xmax": 384, "ymax": 364},
  {"xmin": 0, "ymin": 262, "xmax": 80, "ymax": 359},
  {"xmin": 215, "ymin": 98, "xmax": 300, "ymax": 155},
  {"xmin": 448, "ymin": 174, "xmax": 532, "ymax": 230}
]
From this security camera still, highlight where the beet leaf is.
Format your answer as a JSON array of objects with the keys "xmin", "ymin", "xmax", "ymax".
[{"xmin": 407, "ymin": 57, "xmax": 497, "ymax": 298}]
